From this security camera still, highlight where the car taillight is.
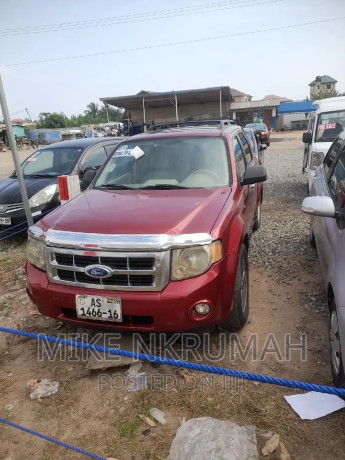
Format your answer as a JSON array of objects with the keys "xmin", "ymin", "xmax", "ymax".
[{"xmin": 261, "ymin": 131, "xmax": 269, "ymax": 135}]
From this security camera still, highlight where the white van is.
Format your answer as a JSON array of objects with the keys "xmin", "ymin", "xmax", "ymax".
[{"xmin": 303, "ymin": 96, "xmax": 345, "ymax": 191}]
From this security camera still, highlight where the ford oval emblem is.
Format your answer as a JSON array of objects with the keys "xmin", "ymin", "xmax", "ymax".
[{"xmin": 85, "ymin": 265, "xmax": 112, "ymax": 279}]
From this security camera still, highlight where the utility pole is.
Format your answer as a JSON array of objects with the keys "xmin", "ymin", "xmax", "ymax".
[
  {"xmin": 104, "ymin": 103, "xmax": 110, "ymax": 123},
  {"xmin": 0, "ymin": 74, "xmax": 33, "ymax": 227},
  {"xmin": 25, "ymin": 108, "xmax": 32, "ymax": 122}
]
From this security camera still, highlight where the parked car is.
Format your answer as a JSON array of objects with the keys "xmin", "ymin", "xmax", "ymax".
[
  {"xmin": 243, "ymin": 127, "xmax": 266, "ymax": 165},
  {"xmin": 60, "ymin": 130, "xmax": 86, "ymax": 141},
  {"xmin": 25, "ymin": 125, "xmax": 266, "ymax": 332},
  {"xmin": 245, "ymin": 123, "xmax": 270, "ymax": 146},
  {"xmin": 0, "ymin": 138, "xmax": 123, "ymax": 233},
  {"xmin": 302, "ymin": 96, "xmax": 345, "ymax": 192},
  {"xmin": 301, "ymin": 129, "xmax": 345, "ymax": 387}
]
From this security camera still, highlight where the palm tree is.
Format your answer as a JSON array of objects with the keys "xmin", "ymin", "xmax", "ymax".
[
  {"xmin": 311, "ymin": 89, "xmax": 340, "ymax": 100},
  {"xmin": 84, "ymin": 102, "xmax": 100, "ymax": 118}
]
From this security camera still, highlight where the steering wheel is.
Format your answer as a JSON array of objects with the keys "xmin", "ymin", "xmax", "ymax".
[{"xmin": 187, "ymin": 169, "xmax": 220, "ymax": 182}]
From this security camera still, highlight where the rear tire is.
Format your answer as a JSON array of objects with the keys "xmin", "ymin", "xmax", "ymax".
[
  {"xmin": 220, "ymin": 244, "xmax": 249, "ymax": 332},
  {"xmin": 330, "ymin": 300, "xmax": 345, "ymax": 388}
]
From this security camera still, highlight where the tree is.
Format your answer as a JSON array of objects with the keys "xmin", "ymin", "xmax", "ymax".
[
  {"xmin": 310, "ymin": 89, "xmax": 340, "ymax": 100},
  {"xmin": 37, "ymin": 112, "xmax": 67, "ymax": 128},
  {"xmin": 84, "ymin": 102, "xmax": 100, "ymax": 118}
]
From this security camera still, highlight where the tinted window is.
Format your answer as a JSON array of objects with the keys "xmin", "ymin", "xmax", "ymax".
[
  {"xmin": 329, "ymin": 147, "xmax": 345, "ymax": 211},
  {"xmin": 238, "ymin": 132, "xmax": 252, "ymax": 164},
  {"xmin": 324, "ymin": 138, "xmax": 343, "ymax": 179},
  {"xmin": 232, "ymin": 136, "xmax": 246, "ymax": 180},
  {"xmin": 22, "ymin": 148, "xmax": 82, "ymax": 177},
  {"xmin": 80, "ymin": 146, "xmax": 107, "ymax": 171}
]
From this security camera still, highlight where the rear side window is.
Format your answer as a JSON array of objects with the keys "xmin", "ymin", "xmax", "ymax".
[
  {"xmin": 232, "ymin": 136, "xmax": 246, "ymax": 180},
  {"xmin": 238, "ymin": 132, "xmax": 253, "ymax": 164}
]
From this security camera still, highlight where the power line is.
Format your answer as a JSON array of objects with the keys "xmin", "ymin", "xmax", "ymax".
[
  {"xmin": 0, "ymin": 0, "xmax": 284, "ymax": 36},
  {"xmin": 3, "ymin": 16, "xmax": 344, "ymax": 67}
]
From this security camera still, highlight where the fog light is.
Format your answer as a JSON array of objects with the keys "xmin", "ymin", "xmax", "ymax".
[{"xmin": 194, "ymin": 303, "xmax": 210, "ymax": 315}]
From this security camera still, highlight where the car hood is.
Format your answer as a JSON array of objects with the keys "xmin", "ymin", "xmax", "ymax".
[
  {"xmin": 41, "ymin": 188, "xmax": 232, "ymax": 235},
  {"xmin": 0, "ymin": 177, "xmax": 58, "ymax": 203}
]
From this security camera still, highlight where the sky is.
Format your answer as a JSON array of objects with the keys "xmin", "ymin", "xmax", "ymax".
[{"xmin": 0, "ymin": 0, "xmax": 345, "ymax": 119}]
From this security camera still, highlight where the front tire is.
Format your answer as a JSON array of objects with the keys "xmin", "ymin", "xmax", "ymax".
[
  {"xmin": 330, "ymin": 300, "xmax": 345, "ymax": 388},
  {"xmin": 220, "ymin": 244, "xmax": 249, "ymax": 331}
]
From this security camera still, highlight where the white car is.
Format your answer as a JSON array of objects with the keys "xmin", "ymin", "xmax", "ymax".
[{"xmin": 303, "ymin": 96, "xmax": 345, "ymax": 192}]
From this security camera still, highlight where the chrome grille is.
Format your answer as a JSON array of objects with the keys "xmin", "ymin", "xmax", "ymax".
[
  {"xmin": 0, "ymin": 203, "xmax": 24, "ymax": 214},
  {"xmin": 46, "ymin": 247, "xmax": 170, "ymax": 291}
]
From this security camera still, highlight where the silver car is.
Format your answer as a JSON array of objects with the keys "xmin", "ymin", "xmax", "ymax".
[{"xmin": 302, "ymin": 129, "xmax": 345, "ymax": 387}]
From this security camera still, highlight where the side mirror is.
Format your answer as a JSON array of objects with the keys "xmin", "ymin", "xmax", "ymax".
[
  {"xmin": 301, "ymin": 196, "xmax": 336, "ymax": 218},
  {"xmin": 259, "ymin": 144, "xmax": 267, "ymax": 151},
  {"xmin": 241, "ymin": 165, "xmax": 267, "ymax": 186},
  {"xmin": 303, "ymin": 132, "xmax": 312, "ymax": 144},
  {"xmin": 80, "ymin": 169, "xmax": 97, "ymax": 191}
]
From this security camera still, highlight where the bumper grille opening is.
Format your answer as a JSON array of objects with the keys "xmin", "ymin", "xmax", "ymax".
[{"xmin": 57, "ymin": 269, "xmax": 75, "ymax": 281}]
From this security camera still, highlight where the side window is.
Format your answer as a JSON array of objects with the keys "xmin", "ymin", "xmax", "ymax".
[
  {"xmin": 232, "ymin": 136, "xmax": 246, "ymax": 180},
  {"xmin": 324, "ymin": 139, "xmax": 342, "ymax": 179},
  {"xmin": 238, "ymin": 132, "xmax": 253, "ymax": 164},
  {"xmin": 80, "ymin": 146, "xmax": 107, "ymax": 171},
  {"xmin": 328, "ymin": 147, "xmax": 345, "ymax": 213}
]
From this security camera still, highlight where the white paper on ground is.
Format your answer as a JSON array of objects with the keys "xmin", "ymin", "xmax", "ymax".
[{"xmin": 284, "ymin": 391, "xmax": 345, "ymax": 420}]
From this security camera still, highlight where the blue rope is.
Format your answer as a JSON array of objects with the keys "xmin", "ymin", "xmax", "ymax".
[
  {"xmin": 0, "ymin": 417, "xmax": 106, "ymax": 459},
  {"xmin": 1, "ymin": 327, "xmax": 345, "ymax": 397}
]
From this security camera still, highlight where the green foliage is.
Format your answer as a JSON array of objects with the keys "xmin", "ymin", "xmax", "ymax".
[
  {"xmin": 36, "ymin": 102, "xmax": 122, "ymax": 128},
  {"xmin": 311, "ymin": 89, "xmax": 340, "ymax": 100}
]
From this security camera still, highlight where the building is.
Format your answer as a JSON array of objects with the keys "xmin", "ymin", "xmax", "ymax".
[
  {"xmin": 101, "ymin": 86, "xmax": 252, "ymax": 129},
  {"xmin": 309, "ymin": 75, "xmax": 337, "ymax": 97},
  {"xmin": 229, "ymin": 95, "xmax": 292, "ymax": 129}
]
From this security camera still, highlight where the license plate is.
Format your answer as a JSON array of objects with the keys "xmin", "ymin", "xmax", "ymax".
[
  {"xmin": 76, "ymin": 295, "xmax": 122, "ymax": 322},
  {"xmin": 0, "ymin": 217, "xmax": 11, "ymax": 225}
]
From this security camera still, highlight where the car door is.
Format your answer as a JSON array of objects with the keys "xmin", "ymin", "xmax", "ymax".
[
  {"xmin": 313, "ymin": 141, "xmax": 345, "ymax": 281},
  {"xmin": 232, "ymin": 134, "xmax": 252, "ymax": 235}
]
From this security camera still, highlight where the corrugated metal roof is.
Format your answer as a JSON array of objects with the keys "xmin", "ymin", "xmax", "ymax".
[
  {"xmin": 229, "ymin": 96, "xmax": 291, "ymax": 110},
  {"xmin": 277, "ymin": 101, "xmax": 317, "ymax": 114}
]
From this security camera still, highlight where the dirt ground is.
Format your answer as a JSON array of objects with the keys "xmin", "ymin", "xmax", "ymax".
[{"xmin": 0, "ymin": 132, "xmax": 344, "ymax": 459}]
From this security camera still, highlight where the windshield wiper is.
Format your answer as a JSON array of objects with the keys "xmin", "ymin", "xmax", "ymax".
[
  {"xmin": 97, "ymin": 184, "xmax": 136, "ymax": 189},
  {"xmin": 23, "ymin": 173, "xmax": 57, "ymax": 178},
  {"xmin": 140, "ymin": 184, "xmax": 189, "ymax": 190}
]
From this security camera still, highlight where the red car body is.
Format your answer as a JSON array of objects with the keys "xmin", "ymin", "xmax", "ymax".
[{"xmin": 25, "ymin": 126, "xmax": 266, "ymax": 332}]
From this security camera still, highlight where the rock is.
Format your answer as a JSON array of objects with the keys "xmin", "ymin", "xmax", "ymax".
[
  {"xmin": 168, "ymin": 417, "xmax": 258, "ymax": 459},
  {"xmin": 27, "ymin": 379, "xmax": 59, "ymax": 400},
  {"xmin": 262, "ymin": 434, "xmax": 280, "ymax": 456},
  {"xmin": 119, "ymin": 406, "xmax": 126, "ymax": 414},
  {"xmin": 127, "ymin": 361, "xmax": 143, "ymax": 375},
  {"xmin": 275, "ymin": 442, "xmax": 291, "ymax": 460},
  {"xmin": 256, "ymin": 429, "xmax": 274, "ymax": 440},
  {"xmin": 149, "ymin": 407, "xmax": 166, "ymax": 425},
  {"xmin": 139, "ymin": 414, "xmax": 156, "ymax": 427}
]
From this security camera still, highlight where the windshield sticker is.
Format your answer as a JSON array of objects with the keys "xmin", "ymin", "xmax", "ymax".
[
  {"xmin": 26, "ymin": 157, "xmax": 38, "ymax": 162},
  {"xmin": 114, "ymin": 146, "xmax": 145, "ymax": 160},
  {"xmin": 318, "ymin": 123, "xmax": 336, "ymax": 131}
]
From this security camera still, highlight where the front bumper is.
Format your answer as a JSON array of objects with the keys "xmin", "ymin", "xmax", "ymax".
[
  {"xmin": 0, "ymin": 206, "xmax": 54, "ymax": 234},
  {"xmin": 26, "ymin": 255, "xmax": 237, "ymax": 332}
]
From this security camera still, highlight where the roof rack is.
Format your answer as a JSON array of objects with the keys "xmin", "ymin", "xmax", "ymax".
[{"xmin": 147, "ymin": 119, "xmax": 235, "ymax": 133}]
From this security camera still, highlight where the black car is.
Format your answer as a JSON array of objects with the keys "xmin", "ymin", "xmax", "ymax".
[
  {"xmin": 0, "ymin": 137, "xmax": 123, "ymax": 233},
  {"xmin": 245, "ymin": 123, "xmax": 270, "ymax": 146},
  {"xmin": 243, "ymin": 127, "xmax": 266, "ymax": 165}
]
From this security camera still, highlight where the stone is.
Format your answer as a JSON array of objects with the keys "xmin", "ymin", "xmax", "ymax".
[
  {"xmin": 27, "ymin": 379, "xmax": 59, "ymax": 400},
  {"xmin": 149, "ymin": 407, "xmax": 166, "ymax": 425},
  {"xmin": 262, "ymin": 434, "xmax": 280, "ymax": 456},
  {"xmin": 275, "ymin": 442, "xmax": 291, "ymax": 460},
  {"xmin": 138, "ymin": 414, "xmax": 156, "ymax": 427}
]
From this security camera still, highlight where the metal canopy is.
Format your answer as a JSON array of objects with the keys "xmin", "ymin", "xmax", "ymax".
[
  {"xmin": 277, "ymin": 101, "xmax": 317, "ymax": 114},
  {"xmin": 101, "ymin": 86, "xmax": 233, "ymax": 110}
]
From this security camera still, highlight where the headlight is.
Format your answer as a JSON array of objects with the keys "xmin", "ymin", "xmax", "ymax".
[
  {"xmin": 171, "ymin": 241, "xmax": 222, "ymax": 281},
  {"xmin": 29, "ymin": 184, "xmax": 58, "ymax": 208},
  {"xmin": 310, "ymin": 152, "xmax": 324, "ymax": 170},
  {"xmin": 26, "ymin": 226, "xmax": 46, "ymax": 270}
]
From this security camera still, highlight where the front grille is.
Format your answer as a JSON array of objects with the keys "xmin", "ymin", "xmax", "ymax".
[
  {"xmin": 47, "ymin": 248, "xmax": 169, "ymax": 291},
  {"xmin": 0, "ymin": 203, "xmax": 24, "ymax": 214}
]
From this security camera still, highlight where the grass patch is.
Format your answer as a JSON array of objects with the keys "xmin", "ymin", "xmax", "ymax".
[{"xmin": 118, "ymin": 417, "xmax": 141, "ymax": 439}]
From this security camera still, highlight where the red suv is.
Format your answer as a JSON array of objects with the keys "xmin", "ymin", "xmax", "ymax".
[{"xmin": 25, "ymin": 125, "xmax": 266, "ymax": 332}]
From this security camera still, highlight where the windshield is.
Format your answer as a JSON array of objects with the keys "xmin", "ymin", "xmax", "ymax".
[
  {"xmin": 245, "ymin": 123, "xmax": 267, "ymax": 130},
  {"xmin": 95, "ymin": 137, "xmax": 231, "ymax": 189},
  {"xmin": 315, "ymin": 111, "xmax": 345, "ymax": 142},
  {"xmin": 21, "ymin": 147, "xmax": 83, "ymax": 177}
]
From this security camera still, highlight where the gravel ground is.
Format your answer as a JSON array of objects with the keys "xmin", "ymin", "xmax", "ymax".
[{"xmin": 249, "ymin": 132, "xmax": 328, "ymax": 316}]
